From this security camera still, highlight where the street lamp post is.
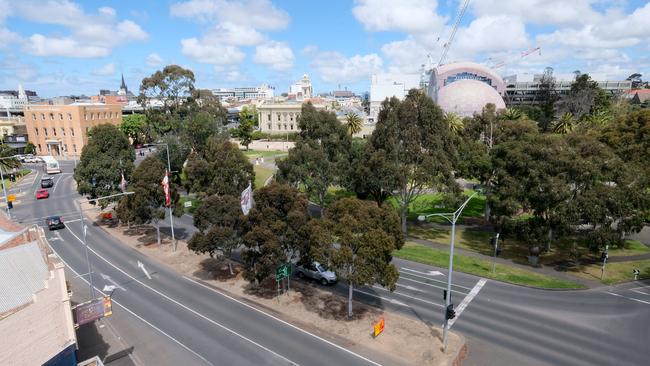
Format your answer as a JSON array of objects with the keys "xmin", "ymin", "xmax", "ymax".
[
  {"xmin": 151, "ymin": 143, "xmax": 177, "ymax": 251},
  {"xmin": 418, "ymin": 192, "xmax": 477, "ymax": 353},
  {"xmin": 77, "ymin": 191, "xmax": 134, "ymax": 299}
]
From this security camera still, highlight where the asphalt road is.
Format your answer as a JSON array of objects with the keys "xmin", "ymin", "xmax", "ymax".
[
  {"xmin": 9, "ymin": 162, "xmax": 649, "ymax": 365},
  {"xmin": 9, "ymin": 162, "xmax": 386, "ymax": 366}
]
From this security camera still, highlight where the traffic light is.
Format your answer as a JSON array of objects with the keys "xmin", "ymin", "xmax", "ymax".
[
  {"xmin": 445, "ymin": 304, "xmax": 456, "ymax": 320},
  {"xmin": 7, "ymin": 201, "xmax": 12, "ymax": 209}
]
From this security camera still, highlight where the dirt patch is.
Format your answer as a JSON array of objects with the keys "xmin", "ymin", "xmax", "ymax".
[{"xmin": 90, "ymin": 212, "xmax": 465, "ymax": 366}]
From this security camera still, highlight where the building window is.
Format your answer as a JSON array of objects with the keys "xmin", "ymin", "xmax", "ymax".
[
  {"xmin": 32, "ymin": 113, "xmax": 36, "ymax": 120},
  {"xmin": 267, "ymin": 114, "xmax": 271, "ymax": 122},
  {"xmin": 91, "ymin": 113, "xmax": 94, "ymax": 120},
  {"xmin": 73, "ymin": 144, "xmax": 77, "ymax": 152},
  {"xmin": 284, "ymin": 124, "xmax": 287, "ymax": 130},
  {"xmin": 47, "ymin": 145, "xmax": 50, "ymax": 152},
  {"xmin": 44, "ymin": 128, "xmax": 48, "ymax": 136},
  {"xmin": 59, "ymin": 113, "xmax": 63, "ymax": 120},
  {"xmin": 267, "ymin": 124, "xmax": 271, "ymax": 130},
  {"xmin": 34, "ymin": 128, "xmax": 39, "ymax": 136},
  {"xmin": 290, "ymin": 115, "xmax": 294, "ymax": 121},
  {"xmin": 61, "ymin": 127, "xmax": 65, "ymax": 136},
  {"xmin": 84, "ymin": 113, "xmax": 88, "ymax": 120},
  {"xmin": 290, "ymin": 124, "xmax": 294, "ymax": 130},
  {"xmin": 103, "ymin": 112, "xmax": 107, "ymax": 118},
  {"xmin": 277, "ymin": 114, "xmax": 281, "ymax": 121},
  {"xmin": 41, "ymin": 113, "xmax": 45, "ymax": 120},
  {"xmin": 49, "ymin": 113, "xmax": 54, "ymax": 120},
  {"xmin": 70, "ymin": 128, "xmax": 75, "ymax": 136},
  {"xmin": 38, "ymin": 144, "xmax": 41, "ymax": 152},
  {"xmin": 53, "ymin": 128, "xmax": 57, "ymax": 136},
  {"xmin": 68, "ymin": 113, "xmax": 72, "ymax": 120},
  {"xmin": 64, "ymin": 144, "xmax": 68, "ymax": 152}
]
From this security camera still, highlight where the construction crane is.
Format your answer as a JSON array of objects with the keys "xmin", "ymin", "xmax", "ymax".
[
  {"xmin": 437, "ymin": 0, "xmax": 471, "ymax": 67},
  {"xmin": 490, "ymin": 47, "xmax": 541, "ymax": 69}
]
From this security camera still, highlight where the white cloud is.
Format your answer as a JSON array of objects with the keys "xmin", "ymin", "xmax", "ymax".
[
  {"xmin": 310, "ymin": 49, "xmax": 383, "ymax": 83},
  {"xmin": 454, "ymin": 16, "xmax": 529, "ymax": 55},
  {"xmin": 207, "ymin": 22, "xmax": 266, "ymax": 46},
  {"xmin": 352, "ymin": 0, "xmax": 446, "ymax": 34},
  {"xmin": 381, "ymin": 38, "xmax": 429, "ymax": 74},
  {"xmin": 470, "ymin": 0, "xmax": 601, "ymax": 26},
  {"xmin": 181, "ymin": 38, "xmax": 245, "ymax": 65},
  {"xmin": 12, "ymin": 0, "xmax": 148, "ymax": 58},
  {"xmin": 170, "ymin": 0, "xmax": 290, "ymax": 30},
  {"xmin": 595, "ymin": 2, "xmax": 650, "ymax": 40},
  {"xmin": 146, "ymin": 53, "xmax": 164, "ymax": 67},
  {"xmin": 92, "ymin": 62, "xmax": 116, "ymax": 76},
  {"xmin": 253, "ymin": 41, "xmax": 294, "ymax": 71},
  {"xmin": 0, "ymin": 56, "xmax": 39, "ymax": 83}
]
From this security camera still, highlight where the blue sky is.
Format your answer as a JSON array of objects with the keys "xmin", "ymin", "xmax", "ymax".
[{"xmin": 1, "ymin": 0, "xmax": 649, "ymax": 97}]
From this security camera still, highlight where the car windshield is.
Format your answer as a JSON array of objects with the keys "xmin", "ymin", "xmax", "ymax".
[
  {"xmin": 316, "ymin": 264, "xmax": 326, "ymax": 272},
  {"xmin": 49, "ymin": 218, "xmax": 60, "ymax": 224}
]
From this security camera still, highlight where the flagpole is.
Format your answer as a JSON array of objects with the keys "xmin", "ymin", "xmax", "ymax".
[{"xmin": 164, "ymin": 144, "xmax": 177, "ymax": 251}]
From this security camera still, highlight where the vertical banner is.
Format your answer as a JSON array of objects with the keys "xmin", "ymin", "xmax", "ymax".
[
  {"xmin": 240, "ymin": 181, "xmax": 253, "ymax": 215},
  {"xmin": 161, "ymin": 172, "xmax": 171, "ymax": 207}
]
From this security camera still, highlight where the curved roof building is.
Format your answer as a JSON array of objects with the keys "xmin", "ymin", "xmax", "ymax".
[{"xmin": 428, "ymin": 61, "xmax": 506, "ymax": 116}]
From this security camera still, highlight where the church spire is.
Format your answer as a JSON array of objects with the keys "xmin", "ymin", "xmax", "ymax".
[{"xmin": 120, "ymin": 73, "xmax": 127, "ymax": 91}]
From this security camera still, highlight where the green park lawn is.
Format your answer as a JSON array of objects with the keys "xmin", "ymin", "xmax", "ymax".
[
  {"xmin": 388, "ymin": 190, "xmax": 486, "ymax": 223},
  {"xmin": 607, "ymin": 240, "xmax": 650, "ymax": 257},
  {"xmin": 568, "ymin": 258, "xmax": 650, "ymax": 284},
  {"xmin": 254, "ymin": 165, "xmax": 274, "ymax": 188},
  {"xmin": 243, "ymin": 150, "xmax": 286, "ymax": 159},
  {"xmin": 393, "ymin": 242, "xmax": 585, "ymax": 289}
]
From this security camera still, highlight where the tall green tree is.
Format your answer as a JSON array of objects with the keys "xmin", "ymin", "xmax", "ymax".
[
  {"xmin": 238, "ymin": 106, "xmax": 257, "ymax": 150},
  {"xmin": 119, "ymin": 114, "xmax": 148, "ymax": 145},
  {"xmin": 556, "ymin": 74, "xmax": 611, "ymax": 120},
  {"xmin": 181, "ymin": 111, "xmax": 222, "ymax": 153},
  {"xmin": 24, "ymin": 142, "xmax": 36, "ymax": 155},
  {"xmin": 536, "ymin": 68, "xmax": 559, "ymax": 132},
  {"xmin": 188, "ymin": 89, "xmax": 228, "ymax": 123},
  {"xmin": 445, "ymin": 112, "xmax": 464, "ymax": 135},
  {"xmin": 365, "ymin": 90, "xmax": 458, "ymax": 233},
  {"xmin": 115, "ymin": 157, "xmax": 181, "ymax": 244},
  {"xmin": 345, "ymin": 112, "xmax": 363, "ymax": 136},
  {"xmin": 74, "ymin": 124, "xmax": 135, "ymax": 203},
  {"xmin": 311, "ymin": 197, "xmax": 403, "ymax": 317},
  {"xmin": 188, "ymin": 194, "xmax": 244, "ymax": 275},
  {"xmin": 277, "ymin": 103, "xmax": 351, "ymax": 216},
  {"xmin": 242, "ymin": 183, "xmax": 311, "ymax": 285},
  {"xmin": 184, "ymin": 137, "xmax": 254, "ymax": 197}
]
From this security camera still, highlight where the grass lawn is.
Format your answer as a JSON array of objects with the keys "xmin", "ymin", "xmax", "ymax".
[
  {"xmin": 608, "ymin": 240, "xmax": 650, "ymax": 257},
  {"xmin": 568, "ymin": 259, "xmax": 650, "ymax": 284},
  {"xmin": 254, "ymin": 165, "xmax": 274, "ymax": 188},
  {"xmin": 243, "ymin": 150, "xmax": 286, "ymax": 159},
  {"xmin": 179, "ymin": 196, "xmax": 201, "ymax": 214},
  {"xmin": 394, "ymin": 242, "xmax": 585, "ymax": 289},
  {"xmin": 389, "ymin": 190, "xmax": 486, "ymax": 224}
]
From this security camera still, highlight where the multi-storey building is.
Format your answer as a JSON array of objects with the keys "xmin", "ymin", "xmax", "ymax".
[
  {"xmin": 258, "ymin": 101, "xmax": 312, "ymax": 134},
  {"xmin": 288, "ymin": 74, "xmax": 313, "ymax": 101},
  {"xmin": 23, "ymin": 103, "xmax": 122, "ymax": 157},
  {"xmin": 212, "ymin": 85, "xmax": 275, "ymax": 102}
]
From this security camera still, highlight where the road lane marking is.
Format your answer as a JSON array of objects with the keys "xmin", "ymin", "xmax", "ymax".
[
  {"xmin": 52, "ymin": 174, "xmax": 65, "ymax": 193},
  {"xmin": 185, "ymin": 277, "xmax": 384, "ymax": 366},
  {"xmin": 47, "ymin": 245, "xmax": 213, "ymax": 366},
  {"xmin": 398, "ymin": 276, "xmax": 471, "ymax": 294},
  {"xmin": 399, "ymin": 270, "xmax": 474, "ymax": 290},
  {"xmin": 371, "ymin": 285, "xmax": 446, "ymax": 308},
  {"xmin": 63, "ymin": 225, "xmax": 301, "ymax": 366},
  {"xmin": 630, "ymin": 289, "xmax": 650, "ymax": 296},
  {"xmin": 354, "ymin": 288, "xmax": 409, "ymax": 307},
  {"xmin": 401, "ymin": 267, "xmax": 444, "ymax": 277},
  {"xmin": 100, "ymin": 273, "xmax": 126, "ymax": 291},
  {"xmin": 448, "ymin": 278, "xmax": 487, "ymax": 329},
  {"xmin": 605, "ymin": 291, "xmax": 650, "ymax": 305}
]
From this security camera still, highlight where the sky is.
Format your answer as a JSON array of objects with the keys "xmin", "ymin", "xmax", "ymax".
[{"xmin": 1, "ymin": 0, "xmax": 649, "ymax": 97}]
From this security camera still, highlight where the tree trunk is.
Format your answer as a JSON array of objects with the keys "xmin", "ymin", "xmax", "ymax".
[
  {"xmin": 156, "ymin": 221, "xmax": 161, "ymax": 246},
  {"xmin": 400, "ymin": 204, "xmax": 408, "ymax": 234},
  {"xmin": 318, "ymin": 191, "xmax": 325, "ymax": 217},
  {"xmin": 228, "ymin": 261, "xmax": 234, "ymax": 276},
  {"xmin": 484, "ymin": 202, "xmax": 491, "ymax": 222},
  {"xmin": 347, "ymin": 281, "xmax": 353, "ymax": 318},
  {"xmin": 545, "ymin": 227, "xmax": 552, "ymax": 252}
]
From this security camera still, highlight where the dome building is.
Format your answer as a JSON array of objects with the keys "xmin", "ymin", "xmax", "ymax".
[{"xmin": 427, "ymin": 61, "xmax": 506, "ymax": 116}]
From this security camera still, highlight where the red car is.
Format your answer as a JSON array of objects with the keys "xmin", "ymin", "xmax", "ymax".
[{"xmin": 35, "ymin": 188, "xmax": 49, "ymax": 199}]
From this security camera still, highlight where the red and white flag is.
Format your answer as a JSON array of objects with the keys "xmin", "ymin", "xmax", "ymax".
[
  {"xmin": 240, "ymin": 181, "xmax": 253, "ymax": 215},
  {"xmin": 161, "ymin": 172, "xmax": 171, "ymax": 207},
  {"xmin": 120, "ymin": 173, "xmax": 127, "ymax": 192}
]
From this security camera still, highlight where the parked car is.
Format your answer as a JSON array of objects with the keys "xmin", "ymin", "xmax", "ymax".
[
  {"xmin": 46, "ymin": 216, "xmax": 65, "ymax": 230},
  {"xmin": 35, "ymin": 188, "xmax": 49, "ymax": 199},
  {"xmin": 295, "ymin": 261, "xmax": 337, "ymax": 285},
  {"xmin": 41, "ymin": 177, "xmax": 54, "ymax": 188}
]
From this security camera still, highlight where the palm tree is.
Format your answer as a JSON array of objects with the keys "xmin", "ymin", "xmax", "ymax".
[
  {"xmin": 501, "ymin": 108, "xmax": 523, "ymax": 121},
  {"xmin": 345, "ymin": 113, "xmax": 363, "ymax": 136},
  {"xmin": 553, "ymin": 112, "xmax": 575, "ymax": 134},
  {"xmin": 444, "ymin": 112, "xmax": 464, "ymax": 134},
  {"xmin": 0, "ymin": 144, "xmax": 20, "ymax": 174}
]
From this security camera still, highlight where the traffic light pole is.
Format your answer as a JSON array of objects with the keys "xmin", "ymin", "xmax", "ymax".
[{"xmin": 492, "ymin": 233, "xmax": 500, "ymax": 274}]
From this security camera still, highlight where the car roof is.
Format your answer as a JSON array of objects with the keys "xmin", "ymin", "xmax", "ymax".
[
  {"xmin": 41, "ymin": 177, "xmax": 53, "ymax": 180},
  {"xmin": 47, "ymin": 216, "xmax": 60, "ymax": 219}
]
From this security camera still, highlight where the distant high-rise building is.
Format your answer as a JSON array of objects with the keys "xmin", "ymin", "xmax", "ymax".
[{"xmin": 368, "ymin": 73, "xmax": 420, "ymax": 123}]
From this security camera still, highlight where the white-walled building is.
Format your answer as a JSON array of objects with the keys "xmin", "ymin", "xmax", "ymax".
[
  {"xmin": 288, "ymin": 74, "xmax": 313, "ymax": 101},
  {"xmin": 212, "ymin": 85, "xmax": 275, "ymax": 102},
  {"xmin": 0, "ymin": 84, "xmax": 29, "ymax": 110},
  {"xmin": 369, "ymin": 73, "xmax": 421, "ymax": 123}
]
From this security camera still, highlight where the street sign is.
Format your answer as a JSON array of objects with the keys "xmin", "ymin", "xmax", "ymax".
[
  {"xmin": 276, "ymin": 263, "xmax": 291, "ymax": 280},
  {"xmin": 7, "ymin": 194, "xmax": 15, "ymax": 202},
  {"xmin": 184, "ymin": 200, "xmax": 192, "ymax": 208},
  {"xmin": 373, "ymin": 318, "xmax": 385, "ymax": 338},
  {"xmin": 75, "ymin": 296, "xmax": 112, "ymax": 326}
]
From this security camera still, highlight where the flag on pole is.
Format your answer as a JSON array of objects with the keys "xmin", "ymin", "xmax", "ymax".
[
  {"xmin": 240, "ymin": 181, "xmax": 253, "ymax": 215},
  {"xmin": 120, "ymin": 173, "xmax": 127, "ymax": 192},
  {"xmin": 161, "ymin": 171, "xmax": 171, "ymax": 207}
]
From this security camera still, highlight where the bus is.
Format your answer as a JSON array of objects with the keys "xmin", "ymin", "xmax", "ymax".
[{"xmin": 41, "ymin": 156, "xmax": 61, "ymax": 174}]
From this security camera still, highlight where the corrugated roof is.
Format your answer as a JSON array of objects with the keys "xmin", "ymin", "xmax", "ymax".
[{"xmin": 0, "ymin": 241, "xmax": 49, "ymax": 313}]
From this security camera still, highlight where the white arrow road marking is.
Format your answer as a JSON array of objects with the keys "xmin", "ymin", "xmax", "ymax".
[
  {"xmin": 137, "ymin": 260, "xmax": 152, "ymax": 280},
  {"xmin": 401, "ymin": 267, "xmax": 445, "ymax": 277},
  {"xmin": 447, "ymin": 278, "xmax": 487, "ymax": 329},
  {"xmin": 100, "ymin": 273, "xmax": 126, "ymax": 291},
  {"xmin": 400, "ymin": 284, "xmax": 423, "ymax": 292},
  {"xmin": 103, "ymin": 285, "xmax": 117, "ymax": 293}
]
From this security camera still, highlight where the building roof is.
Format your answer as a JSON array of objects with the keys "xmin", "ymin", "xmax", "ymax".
[
  {"xmin": 437, "ymin": 79, "xmax": 506, "ymax": 117},
  {"xmin": 0, "ymin": 241, "xmax": 49, "ymax": 313}
]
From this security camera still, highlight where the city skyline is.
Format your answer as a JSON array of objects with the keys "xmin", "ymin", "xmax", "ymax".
[{"xmin": 1, "ymin": 0, "xmax": 649, "ymax": 97}]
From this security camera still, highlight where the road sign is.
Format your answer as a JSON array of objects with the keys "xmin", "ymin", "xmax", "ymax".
[
  {"xmin": 184, "ymin": 200, "xmax": 192, "ymax": 208},
  {"xmin": 75, "ymin": 296, "xmax": 112, "ymax": 326},
  {"xmin": 7, "ymin": 194, "xmax": 15, "ymax": 202},
  {"xmin": 276, "ymin": 263, "xmax": 291, "ymax": 280},
  {"xmin": 373, "ymin": 318, "xmax": 385, "ymax": 338}
]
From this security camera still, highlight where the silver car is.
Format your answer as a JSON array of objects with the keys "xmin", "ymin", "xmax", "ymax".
[{"xmin": 295, "ymin": 261, "xmax": 337, "ymax": 285}]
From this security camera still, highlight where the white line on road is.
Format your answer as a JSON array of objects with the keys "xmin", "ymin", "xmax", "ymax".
[
  {"xmin": 354, "ymin": 288, "xmax": 409, "ymax": 307},
  {"xmin": 398, "ymin": 274, "xmax": 471, "ymax": 293},
  {"xmin": 401, "ymin": 267, "xmax": 444, "ymax": 277},
  {"xmin": 100, "ymin": 273, "xmax": 126, "ymax": 291},
  {"xmin": 630, "ymin": 289, "xmax": 650, "ymax": 296},
  {"xmin": 371, "ymin": 285, "xmax": 446, "ymax": 308},
  {"xmin": 64, "ymin": 226, "xmax": 301, "ymax": 366},
  {"xmin": 52, "ymin": 174, "xmax": 65, "ymax": 193},
  {"xmin": 605, "ymin": 291, "xmax": 650, "ymax": 305},
  {"xmin": 186, "ymin": 276, "xmax": 384, "ymax": 366},
  {"xmin": 48, "ymin": 244, "xmax": 213, "ymax": 366},
  {"xmin": 447, "ymin": 278, "xmax": 487, "ymax": 329}
]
